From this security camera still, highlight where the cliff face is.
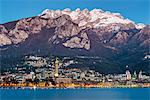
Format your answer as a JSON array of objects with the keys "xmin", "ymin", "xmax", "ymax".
[{"xmin": 0, "ymin": 9, "xmax": 149, "ymax": 74}]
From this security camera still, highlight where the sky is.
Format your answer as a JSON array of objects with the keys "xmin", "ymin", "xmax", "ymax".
[{"xmin": 0, "ymin": 0, "xmax": 150, "ymax": 24}]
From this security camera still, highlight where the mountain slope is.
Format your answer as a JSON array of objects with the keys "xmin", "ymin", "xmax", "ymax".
[{"xmin": 0, "ymin": 9, "xmax": 149, "ymax": 74}]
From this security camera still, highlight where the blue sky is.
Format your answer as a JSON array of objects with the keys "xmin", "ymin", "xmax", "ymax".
[{"xmin": 0, "ymin": 0, "xmax": 150, "ymax": 24}]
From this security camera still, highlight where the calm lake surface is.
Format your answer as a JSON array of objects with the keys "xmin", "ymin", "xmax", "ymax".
[{"xmin": 0, "ymin": 88, "xmax": 150, "ymax": 100}]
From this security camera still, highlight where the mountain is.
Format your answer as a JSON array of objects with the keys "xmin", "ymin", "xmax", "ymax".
[{"xmin": 0, "ymin": 8, "xmax": 149, "ymax": 74}]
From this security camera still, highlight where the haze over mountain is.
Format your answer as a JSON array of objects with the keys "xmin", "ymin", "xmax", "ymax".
[{"xmin": 0, "ymin": 9, "xmax": 150, "ymax": 74}]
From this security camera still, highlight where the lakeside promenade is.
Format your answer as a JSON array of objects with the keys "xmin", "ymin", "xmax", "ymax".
[{"xmin": 1, "ymin": 82, "xmax": 150, "ymax": 89}]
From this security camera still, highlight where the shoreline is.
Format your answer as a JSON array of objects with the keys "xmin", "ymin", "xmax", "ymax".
[
  {"xmin": 1, "ymin": 86, "xmax": 150, "ymax": 89},
  {"xmin": 1, "ymin": 82, "xmax": 150, "ymax": 89}
]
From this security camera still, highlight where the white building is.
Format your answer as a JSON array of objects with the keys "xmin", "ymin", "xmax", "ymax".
[{"xmin": 126, "ymin": 70, "xmax": 131, "ymax": 80}]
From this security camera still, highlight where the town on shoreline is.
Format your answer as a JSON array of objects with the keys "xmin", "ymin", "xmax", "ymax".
[{"xmin": 1, "ymin": 56, "xmax": 150, "ymax": 88}]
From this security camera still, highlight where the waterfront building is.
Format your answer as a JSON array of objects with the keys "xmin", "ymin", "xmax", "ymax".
[
  {"xmin": 56, "ymin": 78, "xmax": 72, "ymax": 84},
  {"xmin": 80, "ymin": 72, "xmax": 85, "ymax": 78},
  {"xmin": 132, "ymin": 71, "xmax": 137, "ymax": 80},
  {"xmin": 25, "ymin": 72, "xmax": 35, "ymax": 80},
  {"xmin": 138, "ymin": 71, "xmax": 143, "ymax": 80},
  {"xmin": 30, "ymin": 72, "xmax": 35, "ymax": 80},
  {"xmin": 126, "ymin": 70, "xmax": 131, "ymax": 80},
  {"xmin": 35, "ymin": 72, "xmax": 42, "ymax": 80}
]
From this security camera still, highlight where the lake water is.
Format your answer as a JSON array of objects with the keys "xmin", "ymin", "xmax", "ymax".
[{"xmin": 0, "ymin": 88, "xmax": 150, "ymax": 100}]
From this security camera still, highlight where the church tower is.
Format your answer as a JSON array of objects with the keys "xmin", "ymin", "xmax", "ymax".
[{"xmin": 54, "ymin": 57, "xmax": 59, "ymax": 78}]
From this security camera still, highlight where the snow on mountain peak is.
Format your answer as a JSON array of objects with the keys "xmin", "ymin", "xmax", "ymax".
[
  {"xmin": 135, "ymin": 23, "xmax": 146, "ymax": 29},
  {"xmin": 40, "ymin": 8, "xmax": 141, "ymax": 28}
]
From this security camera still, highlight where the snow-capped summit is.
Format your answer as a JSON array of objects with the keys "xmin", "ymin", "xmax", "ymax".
[
  {"xmin": 41, "ymin": 9, "xmax": 63, "ymax": 19},
  {"xmin": 40, "ymin": 8, "xmax": 136, "ymax": 28},
  {"xmin": 135, "ymin": 23, "xmax": 145, "ymax": 29}
]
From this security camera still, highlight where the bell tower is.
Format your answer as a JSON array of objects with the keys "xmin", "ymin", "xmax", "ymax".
[{"xmin": 54, "ymin": 57, "xmax": 59, "ymax": 78}]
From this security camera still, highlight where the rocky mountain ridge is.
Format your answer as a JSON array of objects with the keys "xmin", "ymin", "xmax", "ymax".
[{"xmin": 0, "ymin": 9, "xmax": 148, "ymax": 48}]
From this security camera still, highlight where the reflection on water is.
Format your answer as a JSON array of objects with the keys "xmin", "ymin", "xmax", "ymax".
[{"xmin": 1, "ymin": 88, "xmax": 150, "ymax": 100}]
